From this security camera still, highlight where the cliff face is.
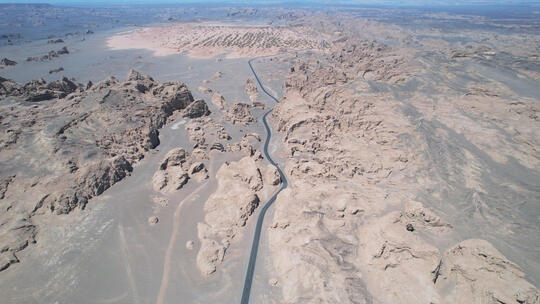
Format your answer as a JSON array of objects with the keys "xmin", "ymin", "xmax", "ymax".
[{"xmin": 0, "ymin": 70, "xmax": 194, "ymax": 272}]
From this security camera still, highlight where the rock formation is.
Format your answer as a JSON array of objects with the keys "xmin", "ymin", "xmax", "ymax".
[
  {"xmin": 227, "ymin": 132, "xmax": 265, "ymax": 157},
  {"xmin": 48, "ymin": 67, "xmax": 64, "ymax": 74},
  {"xmin": 152, "ymin": 147, "xmax": 208, "ymax": 193},
  {"xmin": 196, "ymin": 155, "xmax": 280, "ymax": 275},
  {"xmin": 223, "ymin": 103, "xmax": 254, "ymax": 125},
  {"xmin": 266, "ymin": 32, "xmax": 539, "ymax": 302},
  {"xmin": 245, "ymin": 78, "xmax": 258, "ymax": 102},
  {"xmin": 148, "ymin": 216, "xmax": 159, "ymax": 226},
  {"xmin": 47, "ymin": 38, "xmax": 64, "ymax": 44},
  {"xmin": 183, "ymin": 99, "xmax": 210, "ymax": 118},
  {"xmin": 435, "ymin": 239, "xmax": 539, "ymax": 304},
  {"xmin": 0, "ymin": 58, "xmax": 17, "ymax": 68},
  {"xmin": 26, "ymin": 46, "xmax": 69, "ymax": 62},
  {"xmin": 197, "ymin": 86, "xmax": 212, "ymax": 94},
  {"xmin": 0, "ymin": 76, "xmax": 81, "ymax": 102},
  {"xmin": 211, "ymin": 92, "xmax": 226, "ymax": 109},
  {"xmin": 213, "ymin": 71, "xmax": 223, "ymax": 79},
  {"xmin": 0, "ymin": 70, "xmax": 194, "ymax": 271},
  {"xmin": 185, "ymin": 117, "xmax": 231, "ymax": 150},
  {"xmin": 0, "ymin": 77, "xmax": 19, "ymax": 97}
]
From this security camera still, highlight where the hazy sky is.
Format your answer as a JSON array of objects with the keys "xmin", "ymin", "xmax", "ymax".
[{"xmin": 0, "ymin": 0, "xmax": 538, "ymax": 5}]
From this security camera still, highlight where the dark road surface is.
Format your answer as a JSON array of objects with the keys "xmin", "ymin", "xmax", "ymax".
[{"xmin": 240, "ymin": 58, "xmax": 289, "ymax": 304}]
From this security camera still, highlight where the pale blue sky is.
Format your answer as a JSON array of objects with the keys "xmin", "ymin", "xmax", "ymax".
[{"xmin": 0, "ymin": 0, "xmax": 538, "ymax": 5}]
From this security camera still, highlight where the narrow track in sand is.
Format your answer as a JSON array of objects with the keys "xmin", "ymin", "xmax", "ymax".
[
  {"xmin": 156, "ymin": 182, "xmax": 208, "ymax": 304},
  {"xmin": 240, "ymin": 58, "xmax": 289, "ymax": 304}
]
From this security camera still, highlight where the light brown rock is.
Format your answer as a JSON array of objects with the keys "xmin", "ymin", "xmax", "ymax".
[
  {"xmin": 196, "ymin": 155, "xmax": 279, "ymax": 275},
  {"xmin": 435, "ymin": 239, "xmax": 539, "ymax": 304},
  {"xmin": 211, "ymin": 92, "xmax": 226, "ymax": 110},
  {"xmin": 197, "ymin": 86, "xmax": 212, "ymax": 94},
  {"xmin": 245, "ymin": 78, "xmax": 258, "ymax": 102},
  {"xmin": 148, "ymin": 216, "xmax": 159, "ymax": 226},
  {"xmin": 223, "ymin": 103, "xmax": 254, "ymax": 125},
  {"xmin": 151, "ymin": 148, "xmax": 193, "ymax": 193}
]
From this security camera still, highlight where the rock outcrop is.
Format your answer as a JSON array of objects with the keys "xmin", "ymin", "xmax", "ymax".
[
  {"xmin": 151, "ymin": 147, "xmax": 208, "ymax": 193},
  {"xmin": 435, "ymin": 239, "xmax": 539, "ymax": 304},
  {"xmin": 183, "ymin": 99, "xmax": 210, "ymax": 118},
  {"xmin": 0, "ymin": 70, "xmax": 194, "ymax": 271},
  {"xmin": 223, "ymin": 103, "xmax": 254, "ymax": 125},
  {"xmin": 0, "ymin": 76, "xmax": 19, "ymax": 97},
  {"xmin": 245, "ymin": 78, "xmax": 258, "ymax": 102},
  {"xmin": 0, "ymin": 58, "xmax": 17, "ymax": 68},
  {"xmin": 152, "ymin": 148, "xmax": 190, "ymax": 193},
  {"xmin": 196, "ymin": 155, "xmax": 279, "ymax": 275},
  {"xmin": 0, "ymin": 76, "xmax": 82, "ymax": 101},
  {"xmin": 26, "ymin": 46, "xmax": 69, "ymax": 62},
  {"xmin": 48, "ymin": 67, "xmax": 64, "ymax": 74},
  {"xmin": 148, "ymin": 216, "xmax": 159, "ymax": 226},
  {"xmin": 211, "ymin": 92, "xmax": 226, "ymax": 109},
  {"xmin": 227, "ymin": 132, "xmax": 264, "ymax": 157},
  {"xmin": 197, "ymin": 86, "xmax": 212, "ymax": 94},
  {"xmin": 185, "ymin": 116, "xmax": 231, "ymax": 150},
  {"xmin": 47, "ymin": 38, "xmax": 64, "ymax": 44}
]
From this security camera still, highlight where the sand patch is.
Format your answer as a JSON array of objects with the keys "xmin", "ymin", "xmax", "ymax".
[{"xmin": 107, "ymin": 22, "xmax": 327, "ymax": 58}]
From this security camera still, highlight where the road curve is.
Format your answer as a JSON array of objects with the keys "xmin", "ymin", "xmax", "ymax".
[{"xmin": 240, "ymin": 58, "xmax": 288, "ymax": 304}]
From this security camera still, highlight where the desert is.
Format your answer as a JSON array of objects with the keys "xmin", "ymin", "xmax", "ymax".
[{"xmin": 0, "ymin": 2, "xmax": 538, "ymax": 304}]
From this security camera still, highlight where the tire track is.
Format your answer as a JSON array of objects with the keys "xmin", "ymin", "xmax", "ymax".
[{"xmin": 156, "ymin": 182, "xmax": 207, "ymax": 304}]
